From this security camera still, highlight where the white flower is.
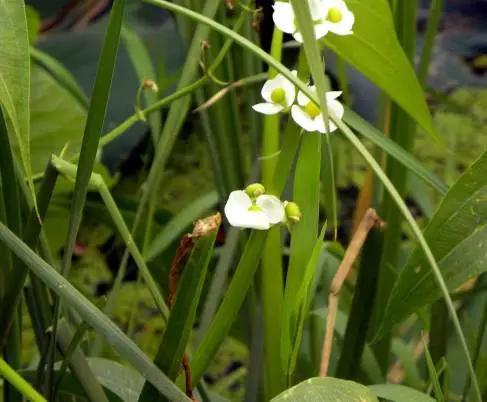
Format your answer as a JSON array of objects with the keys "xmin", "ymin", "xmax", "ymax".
[
  {"xmin": 252, "ymin": 72, "xmax": 296, "ymax": 115},
  {"xmin": 291, "ymin": 87, "xmax": 344, "ymax": 133},
  {"xmin": 224, "ymin": 191, "xmax": 285, "ymax": 230},
  {"xmin": 315, "ymin": 0, "xmax": 355, "ymax": 36},
  {"xmin": 272, "ymin": 0, "xmax": 354, "ymax": 42},
  {"xmin": 272, "ymin": 0, "xmax": 325, "ymax": 43}
]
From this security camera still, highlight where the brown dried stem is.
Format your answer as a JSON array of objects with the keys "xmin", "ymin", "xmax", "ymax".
[{"xmin": 320, "ymin": 208, "xmax": 384, "ymax": 377}]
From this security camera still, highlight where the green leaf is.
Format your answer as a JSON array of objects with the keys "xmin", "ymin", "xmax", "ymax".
[
  {"xmin": 30, "ymin": 47, "xmax": 89, "ymax": 108},
  {"xmin": 0, "ymin": 0, "xmax": 35, "ymax": 209},
  {"xmin": 369, "ymin": 384, "xmax": 435, "ymax": 402},
  {"xmin": 121, "ymin": 24, "xmax": 160, "ymax": 142},
  {"xmin": 324, "ymin": 0, "xmax": 435, "ymax": 138},
  {"xmin": 146, "ymin": 191, "xmax": 218, "ymax": 261},
  {"xmin": 62, "ymin": 0, "xmax": 125, "ymax": 275},
  {"xmin": 190, "ymin": 231, "xmax": 268, "ymax": 385},
  {"xmin": 344, "ymin": 108, "xmax": 448, "ymax": 195},
  {"xmin": 28, "ymin": 64, "xmax": 86, "ymax": 172},
  {"xmin": 25, "ymin": 5, "xmax": 40, "ymax": 45},
  {"xmin": 140, "ymin": 218, "xmax": 219, "ymax": 400},
  {"xmin": 0, "ymin": 222, "xmax": 191, "ymax": 402},
  {"xmin": 271, "ymin": 377, "xmax": 378, "ymax": 402},
  {"xmin": 286, "ymin": 225, "xmax": 326, "ymax": 377},
  {"xmin": 381, "ymin": 151, "xmax": 487, "ymax": 331}
]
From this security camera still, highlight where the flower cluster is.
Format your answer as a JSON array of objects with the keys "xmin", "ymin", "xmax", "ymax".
[
  {"xmin": 224, "ymin": 1, "xmax": 354, "ymax": 228},
  {"xmin": 253, "ymin": 73, "xmax": 344, "ymax": 134},
  {"xmin": 224, "ymin": 183, "xmax": 301, "ymax": 230},
  {"xmin": 273, "ymin": 0, "xmax": 354, "ymax": 43}
]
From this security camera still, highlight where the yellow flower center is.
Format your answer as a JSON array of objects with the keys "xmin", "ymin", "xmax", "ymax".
[
  {"xmin": 271, "ymin": 87, "xmax": 286, "ymax": 104},
  {"xmin": 327, "ymin": 7, "xmax": 343, "ymax": 23},
  {"xmin": 248, "ymin": 205, "xmax": 262, "ymax": 212},
  {"xmin": 304, "ymin": 102, "xmax": 321, "ymax": 119}
]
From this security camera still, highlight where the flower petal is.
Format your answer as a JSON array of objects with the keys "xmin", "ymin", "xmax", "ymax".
[
  {"xmin": 224, "ymin": 190, "xmax": 252, "ymax": 226},
  {"xmin": 326, "ymin": 91, "xmax": 343, "ymax": 101},
  {"xmin": 229, "ymin": 210, "xmax": 271, "ymax": 230},
  {"xmin": 256, "ymin": 195, "xmax": 285, "ymax": 224},
  {"xmin": 261, "ymin": 77, "xmax": 280, "ymax": 102},
  {"xmin": 328, "ymin": 98, "xmax": 344, "ymax": 121},
  {"xmin": 314, "ymin": 22, "xmax": 329, "ymax": 39},
  {"xmin": 272, "ymin": 2, "xmax": 296, "ymax": 34},
  {"xmin": 252, "ymin": 103, "xmax": 284, "ymax": 115},
  {"xmin": 292, "ymin": 105, "xmax": 320, "ymax": 133},
  {"xmin": 315, "ymin": 116, "xmax": 338, "ymax": 134}
]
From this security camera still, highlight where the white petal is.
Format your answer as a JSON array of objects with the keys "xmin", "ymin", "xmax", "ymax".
[
  {"xmin": 224, "ymin": 190, "xmax": 252, "ymax": 226},
  {"xmin": 272, "ymin": 2, "xmax": 296, "ymax": 34},
  {"xmin": 261, "ymin": 77, "xmax": 280, "ymax": 102},
  {"xmin": 297, "ymin": 90, "xmax": 310, "ymax": 107},
  {"xmin": 292, "ymin": 105, "xmax": 320, "ymax": 133},
  {"xmin": 229, "ymin": 209, "xmax": 271, "ymax": 230},
  {"xmin": 256, "ymin": 195, "xmax": 285, "ymax": 224},
  {"xmin": 326, "ymin": 91, "xmax": 343, "ymax": 101},
  {"xmin": 252, "ymin": 103, "xmax": 283, "ymax": 115},
  {"xmin": 315, "ymin": 116, "xmax": 338, "ymax": 134},
  {"xmin": 280, "ymin": 78, "xmax": 296, "ymax": 107},
  {"xmin": 293, "ymin": 31, "xmax": 304, "ymax": 43},
  {"xmin": 314, "ymin": 23, "xmax": 329, "ymax": 39},
  {"xmin": 308, "ymin": 0, "xmax": 324, "ymax": 20},
  {"xmin": 328, "ymin": 98, "xmax": 344, "ymax": 121}
]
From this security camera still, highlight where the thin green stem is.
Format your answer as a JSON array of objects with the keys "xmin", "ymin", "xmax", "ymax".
[
  {"xmin": 50, "ymin": 156, "xmax": 170, "ymax": 320},
  {"xmin": 0, "ymin": 358, "xmax": 46, "ymax": 402}
]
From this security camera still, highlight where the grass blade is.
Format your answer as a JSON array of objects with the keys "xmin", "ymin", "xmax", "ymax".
[
  {"xmin": 146, "ymin": 191, "xmax": 218, "ymax": 261},
  {"xmin": 0, "ymin": 223, "xmax": 191, "ymax": 402},
  {"xmin": 61, "ymin": 0, "xmax": 125, "ymax": 278},
  {"xmin": 139, "ymin": 215, "xmax": 220, "ymax": 400}
]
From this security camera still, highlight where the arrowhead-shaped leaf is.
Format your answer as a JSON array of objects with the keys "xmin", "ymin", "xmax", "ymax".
[
  {"xmin": 380, "ymin": 151, "xmax": 487, "ymax": 333},
  {"xmin": 324, "ymin": 0, "xmax": 436, "ymax": 138},
  {"xmin": 272, "ymin": 377, "xmax": 378, "ymax": 402}
]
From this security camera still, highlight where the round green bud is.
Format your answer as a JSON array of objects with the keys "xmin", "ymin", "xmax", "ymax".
[
  {"xmin": 285, "ymin": 201, "xmax": 302, "ymax": 223},
  {"xmin": 245, "ymin": 183, "xmax": 266, "ymax": 198},
  {"xmin": 327, "ymin": 7, "xmax": 343, "ymax": 23},
  {"xmin": 271, "ymin": 87, "xmax": 286, "ymax": 104}
]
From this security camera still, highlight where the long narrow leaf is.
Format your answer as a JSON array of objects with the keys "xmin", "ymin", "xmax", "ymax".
[{"xmin": 0, "ymin": 223, "xmax": 191, "ymax": 402}]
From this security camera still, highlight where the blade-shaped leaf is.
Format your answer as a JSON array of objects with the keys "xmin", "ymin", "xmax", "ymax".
[
  {"xmin": 324, "ymin": 0, "xmax": 436, "ymax": 138},
  {"xmin": 271, "ymin": 377, "xmax": 378, "ymax": 402},
  {"xmin": 0, "ymin": 222, "xmax": 190, "ymax": 402},
  {"xmin": 140, "ymin": 215, "xmax": 220, "ymax": 400},
  {"xmin": 381, "ymin": 151, "xmax": 487, "ymax": 332},
  {"xmin": 0, "ymin": 0, "xmax": 35, "ymax": 205}
]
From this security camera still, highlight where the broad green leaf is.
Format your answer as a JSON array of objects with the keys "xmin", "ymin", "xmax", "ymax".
[
  {"xmin": 324, "ymin": 0, "xmax": 435, "ymax": 137},
  {"xmin": 381, "ymin": 151, "xmax": 487, "ymax": 332},
  {"xmin": 0, "ymin": 0, "xmax": 35, "ymax": 205},
  {"xmin": 369, "ymin": 384, "xmax": 435, "ymax": 402},
  {"xmin": 271, "ymin": 377, "xmax": 378, "ymax": 402},
  {"xmin": 28, "ymin": 64, "xmax": 86, "ymax": 172},
  {"xmin": 25, "ymin": 5, "xmax": 40, "ymax": 45}
]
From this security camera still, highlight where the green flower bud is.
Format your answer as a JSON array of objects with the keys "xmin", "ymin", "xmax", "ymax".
[
  {"xmin": 245, "ymin": 183, "xmax": 266, "ymax": 198},
  {"xmin": 285, "ymin": 201, "xmax": 302, "ymax": 223}
]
